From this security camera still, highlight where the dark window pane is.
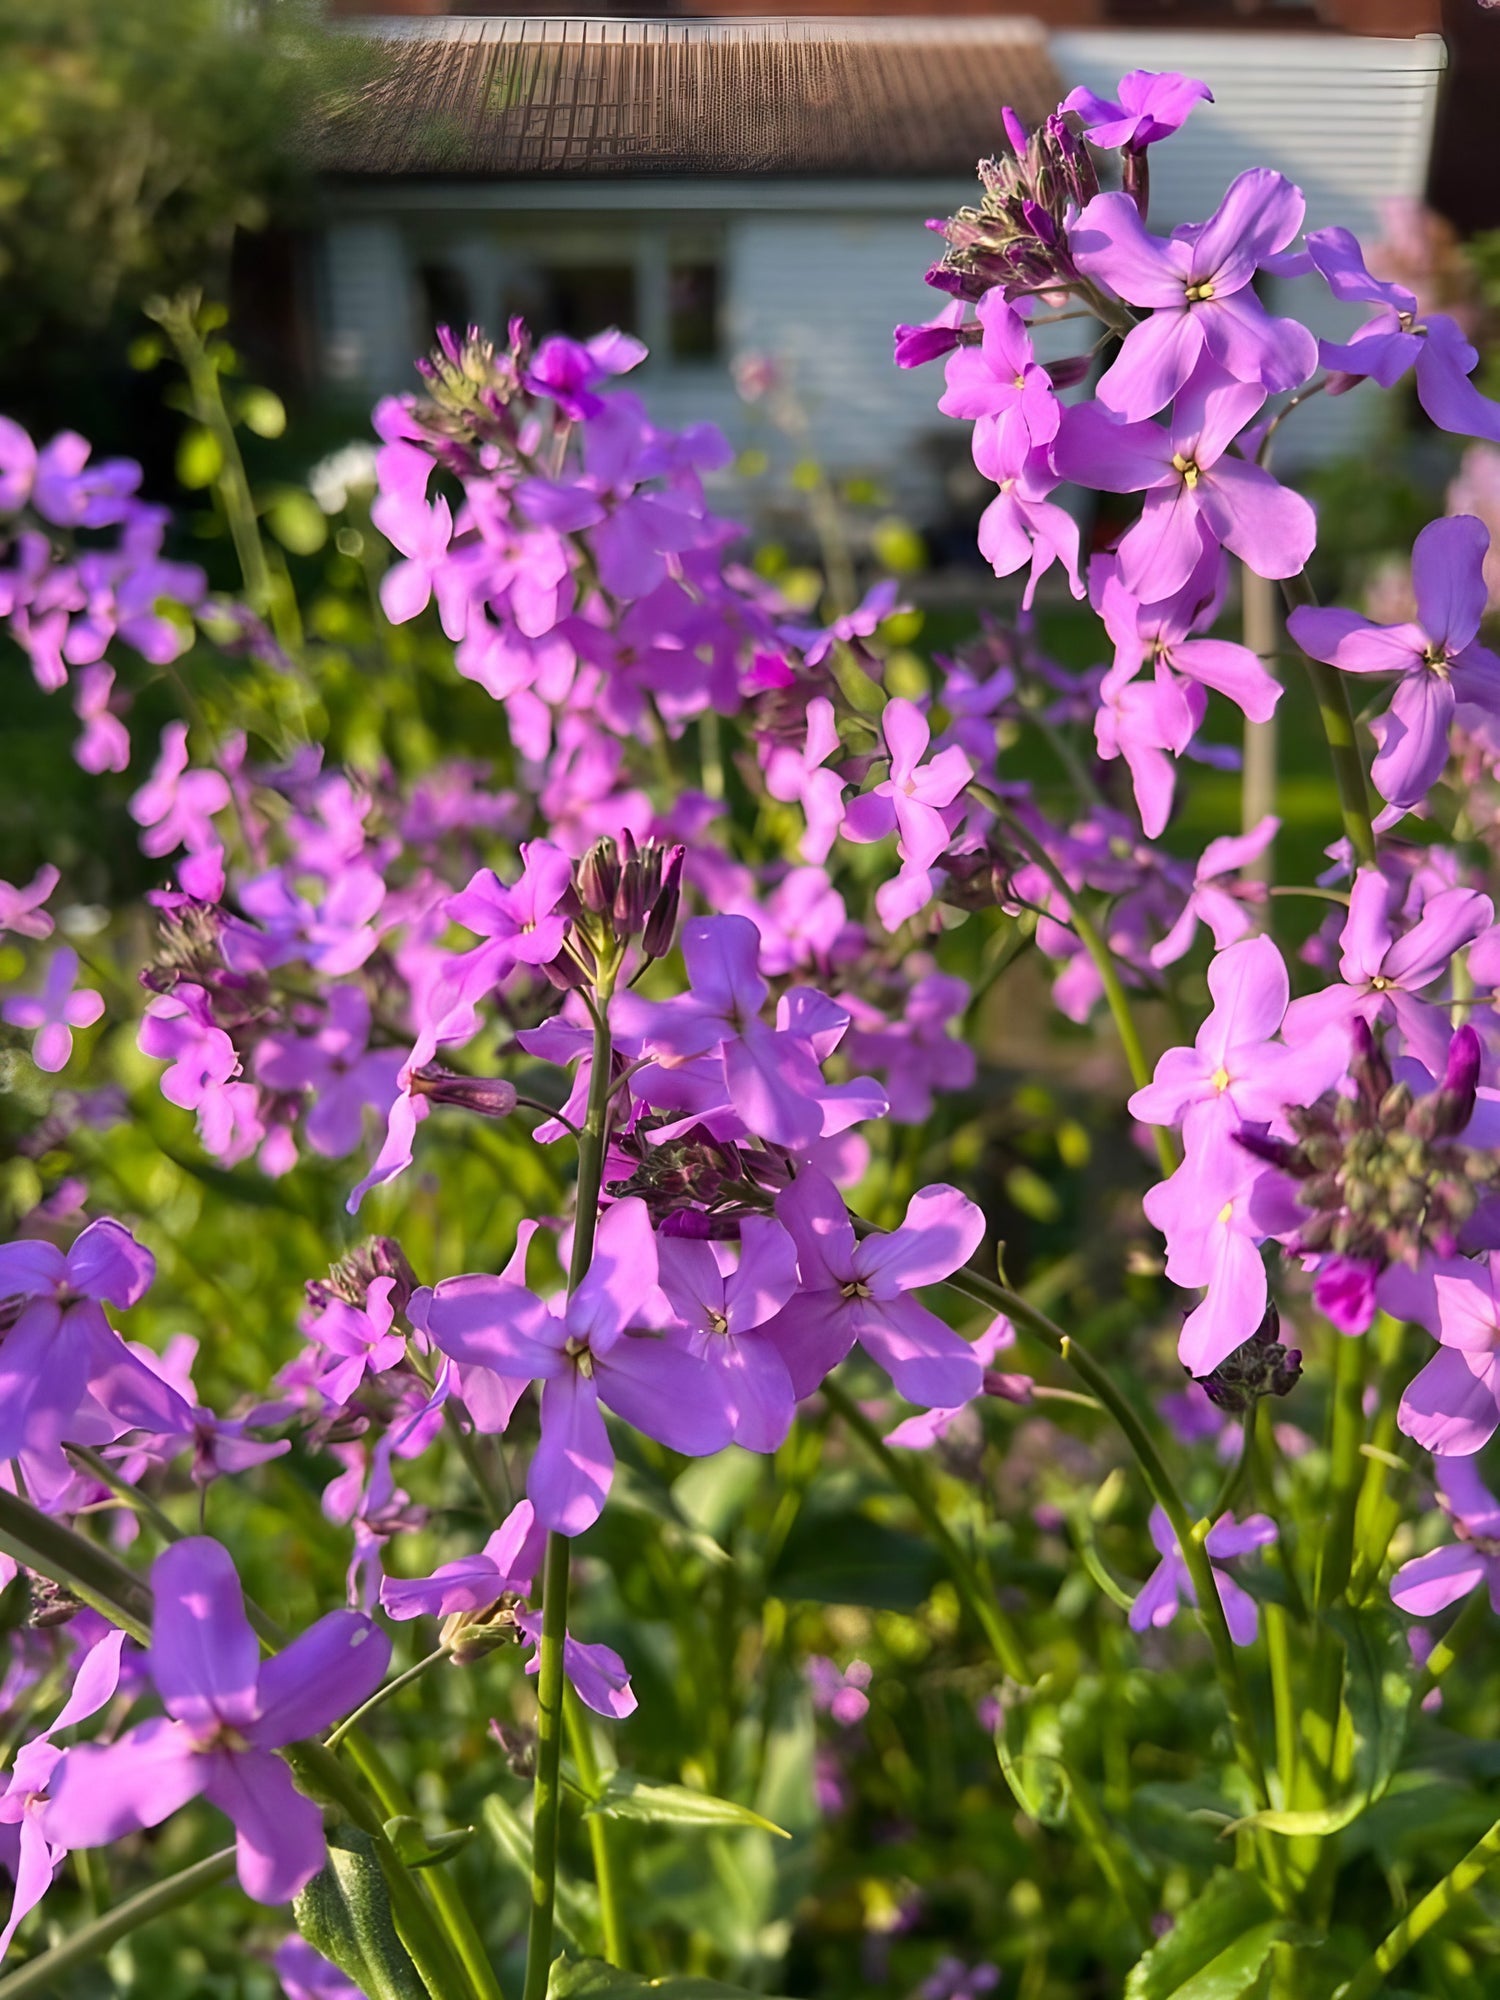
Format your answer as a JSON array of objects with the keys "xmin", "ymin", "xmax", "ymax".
[
  {"xmin": 668, "ymin": 260, "xmax": 721, "ymax": 361},
  {"xmin": 417, "ymin": 263, "xmax": 472, "ymax": 338},
  {"xmin": 543, "ymin": 264, "xmax": 638, "ymax": 340}
]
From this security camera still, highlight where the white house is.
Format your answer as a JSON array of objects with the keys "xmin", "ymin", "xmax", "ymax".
[{"xmin": 311, "ymin": 15, "xmax": 1447, "ymax": 517}]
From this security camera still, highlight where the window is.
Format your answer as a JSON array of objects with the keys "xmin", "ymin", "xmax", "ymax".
[
  {"xmin": 667, "ymin": 257, "xmax": 721, "ymax": 362},
  {"xmin": 539, "ymin": 263, "xmax": 638, "ymax": 342}
]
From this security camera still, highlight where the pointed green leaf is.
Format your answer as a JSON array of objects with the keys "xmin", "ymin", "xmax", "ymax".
[
  {"xmin": 548, "ymin": 1954, "xmax": 789, "ymax": 2000},
  {"xmin": 1125, "ymin": 1871, "xmax": 1288, "ymax": 2000},
  {"xmin": 293, "ymin": 1825, "xmax": 428, "ymax": 2000},
  {"xmin": 583, "ymin": 1771, "xmax": 789, "ymax": 1838}
]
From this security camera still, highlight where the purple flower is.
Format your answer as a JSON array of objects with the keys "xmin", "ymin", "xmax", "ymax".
[
  {"xmin": 1281, "ymin": 867, "xmax": 1492, "ymax": 1075},
  {"xmin": 893, "ymin": 302, "xmax": 966, "ymax": 371},
  {"xmin": 762, "ymin": 1170, "xmax": 985, "ymax": 1408},
  {"xmin": 0, "ymin": 1628, "xmax": 127, "ymax": 1960},
  {"xmin": 807, "ymin": 1655, "xmax": 872, "ymax": 1726},
  {"xmin": 782, "ymin": 579, "xmax": 902, "ymax": 669},
  {"xmin": 841, "ymin": 700, "xmax": 973, "ymax": 929},
  {"xmin": 371, "ymin": 491, "xmax": 470, "ymax": 637},
  {"xmin": 275, "ymin": 1937, "xmax": 365, "ymax": 2000},
  {"xmin": 970, "ymin": 428, "xmax": 1083, "ymax": 606},
  {"xmin": 1131, "ymin": 1505, "xmax": 1276, "ymax": 1647},
  {"xmin": 1150, "ymin": 819, "xmax": 1278, "ymax": 968},
  {"xmin": 1052, "ymin": 365, "xmax": 1316, "ymax": 599},
  {"xmin": 380, "ymin": 1497, "xmax": 636, "ymax": 1717},
  {"xmin": 442, "ymin": 841, "xmax": 575, "ymax": 1004},
  {"xmin": 1391, "ymin": 1457, "xmax": 1500, "ymax": 1617},
  {"xmin": 883, "ymin": 1316, "xmax": 1017, "ymax": 1448},
  {"xmin": 526, "ymin": 329, "xmax": 647, "ymax": 421},
  {"xmin": 1288, "ymin": 516, "xmax": 1500, "ymax": 811},
  {"xmin": 1381, "ymin": 1252, "xmax": 1500, "ymax": 1457},
  {"xmin": 129, "ymin": 723, "xmax": 230, "ymax": 861},
  {"xmin": 45, "ymin": 1539, "xmax": 390, "ymax": 1903},
  {"xmin": 0, "ymin": 865, "xmax": 58, "ymax": 941},
  {"xmin": 71, "ymin": 664, "xmax": 130, "ymax": 776},
  {"xmin": 307, "ymin": 1275, "xmax": 409, "ymax": 1407},
  {"xmin": 761, "ymin": 696, "xmax": 847, "ymax": 866},
  {"xmin": 1290, "ymin": 226, "xmax": 1500, "ymax": 445},
  {"xmin": 29, "ymin": 432, "xmax": 140, "ymax": 529},
  {"xmin": 1072, "ymin": 171, "xmax": 1316, "ymax": 419},
  {"xmin": 2, "ymin": 946, "xmax": 103, "ymax": 1072},
  {"xmin": 1064, "ymin": 70, "xmax": 1211, "ymax": 150},
  {"xmin": 0, "ymin": 1219, "xmax": 191, "ymax": 1465},
  {"xmin": 1128, "ymin": 935, "xmax": 1346, "ymax": 1146},
  {"xmin": 422, "ymin": 1198, "xmax": 733, "ymax": 1536},
  {"xmin": 655, "ymin": 1216, "xmax": 801, "ymax": 1451},
  {"xmin": 938, "ymin": 292, "xmax": 1060, "ymax": 460},
  {"xmin": 255, "ymin": 988, "xmax": 402, "ymax": 1161}
]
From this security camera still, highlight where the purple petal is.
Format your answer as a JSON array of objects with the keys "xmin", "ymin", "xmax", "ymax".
[
  {"xmin": 1097, "ymin": 311, "xmax": 1204, "ymax": 422},
  {"xmin": 1204, "ymin": 933, "xmax": 1288, "ymax": 1048},
  {"xmin": 1196, "ymin": 457, "xmax": 1316, "ymax": 581},
  {"xmin": 1369, "ymin": 669, "xmax": 1455, "ymax": 810},
  {"xmin": 149, "ymin": 1538, "xmax": 260, "ymax": 1732},
  {"xmin": 560, "ymin": 1632, "xmax": 638, "ymax": 1720},
  {"xmin": 849, "ymin": 1295, "xmax": 983, "ymax": 1408},
  {"xmin": 202, "ymin": 1748, "xmax": 326, "ymax": 1904},
  {"xmin": 1070, "ymin": 193, "xmax": 1187, "ymax": 309},
  {"xmin": 856, "ymin": 1184, "xmax": 984, "ymax": 1293},
  {"xmin": 596, "ymin": 1336, "xmax": 734, "ymax": 1456},
  {"xmin": 1398, "ymin": 1346, "xmax": 1500, "ymax": 1456},
  {"xmin": 1051, "ymin": 402, "xmax": 1170, "ymax": 494},
  {"xmin": 680, "ymin": 915, "xmax": 766, "ymax": 1022},
  {"xmin": 67, "ymin": 1219, "xmax": 155, "ymax": 1308},
  {"xmin": 1213, "ymin": 1571, "xmax": 1260, "ymax": 1648},
  {"xmin": 0, "ymin": 1817, "xmax": 61, "ymax": 1961},
  {"xmin": 567, "ymin": 1196, "xmax": 660, "ymax": 1356},
  {"xmin": 1412, "ymin": 513, "xmax": 1490, "ymax": 654},
  {"xmin": 1414, "ymin": 318, "xmax": 1500, "ymax": 444},
  {"xmin": 1390, "ymin": 1540, "xmax": 1488, "ymax": 1617},
  {"xmin": 43, "ymin": 1720, "xmax": 204, "ymax": 1848},
  {"xmin": 758, "ymin": 1291, "xmax": 856, "ymax": 1400},
  {"xmin": 530, "ymin": 1370, "xmax": 612, "ymax": 1536},
  {"xmin": 248, "ymin": 1612, "xmax": 390, "ymax": 1748},
  {"xmin": 724, "ymin": 1215, "xmax": 801, "ymax": 1331}
]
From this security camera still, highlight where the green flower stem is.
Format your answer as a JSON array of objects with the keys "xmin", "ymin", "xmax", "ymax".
[
  {"xmin": 523, "ymin": 969, "xmax": 617, "ymax": 2000},
  {"xmin": 0, "ymin": 1484, "xmax": 152, "ymax": 1644},
  {"xmin": 150, "ymin": 292, "xmax": 288, "ymax": 646},
  {"xmin": 820, "ymin": 1376, "xmax": 1031, "ymax": 1686},
  {"xmin": 1279, "ymin": 572, "xmax": 1376, "ymax": 870},
  {"xmin": 943, "ymin": 1271, "xmax": 1279, "ymax": 1834},
  {"xmin": 1336, "ymin": 1814, "xmax": 1500, "ymax": 2000},
  {"xmin": 0, "ymin": 1846, "xmax": 237, "ymax": 1999},
  {"xmin": 974, "ymin": 790, "xmax": 1177, "ymax": 1179},
  {"xmin": 564, "ymin": 1690, "xmax": 629, "ymax": 1966},
  {"xmin": 325, "ymin": 1647, "xmax": 452, "ymax": 1751}
]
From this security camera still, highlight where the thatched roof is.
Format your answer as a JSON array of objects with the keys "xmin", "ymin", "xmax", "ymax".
[{"xmin": 318, "ymin": 17, "xmax": 1062, "ymax": 178}]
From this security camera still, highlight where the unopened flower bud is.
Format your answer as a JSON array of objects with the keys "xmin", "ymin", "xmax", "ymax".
[
  {"xmin": 442, "ymin": 1596, "xmax": 523, "ymax": 1666},
  {"xmin": 489, "ymin": 1718, "xmax": 536, "ymax": 1779},
  {"xmin": 575, "ymin": 839, "xmax": 620, "ymax": 918},
  {"xmin": 28, "ymin": 1577, "xmax": 82, "ymax": 1628},
  {"xmin": 642, "ymin": 846, "xmax": 685, "ymax": 960},
  {"xmin": 982, "ymin": 1369, "xmax": 1033, "ymax": 1404},
  {"xmin": 408, "ymin": 1067, "xmax": 518, "ymax": 1120}
]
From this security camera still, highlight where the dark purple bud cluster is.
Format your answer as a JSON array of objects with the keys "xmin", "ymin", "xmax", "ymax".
[
  {"xmin": 1240, "ymin": 1023, "xmax": 1496, "ymax": 1269},
  {"xmin": 929, "ymin": 111, "xmax": 1099, "ymax": 302},
  {"xmin": 1194, "ymin": 1303, "xmax": 1302, "ymax": 1414},
  {"xmin": 606, "ymin": 1121, "xmax": 785, "ymax": 1236},
  {"xmin": 307, "ymin": 1236, "xmax": 418, "ymax": 1319},
  {"xmin": 555, "ymin": 835, "xmax": 685, "ymax": 986}
]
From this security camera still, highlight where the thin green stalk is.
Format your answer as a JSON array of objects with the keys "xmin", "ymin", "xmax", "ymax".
[
  {"xmin": 821, "ymin": 1376, "xmax": 1031, "ymax": 1685},
  {"xmin": 1279, "ymin": 571, "xmax": 1376, "ymax": 869},
  {"xmin": 523, "ymin": 966, "xmax": 616, "ymax": 2000},
  {"xmin": 326, "ymin": 1647, "xmax": 452, "ymax": 1750},
  {"xmin": 1335, "ymin": 1815, "xmax": 1500, "ymax": 2000},
  {"xmin": 565, "ymin": 1691, "xmax": 628, "ymax": 1966},
  {"xmin": 1240, "ymin": 567, "xmax": 1280, "ymax": 886},
  {"xmin": 0, "ymin": 1847, "xmax": 237, "ymax": 1999},
  {"xmin": 943, "ymin": 1271, "xmax": 1278, "ymax": 1831},
  {"xmin": 976, "ymin": 790, "xmax": 1177, "ymax": 1177},
  {"xmin": 1205, "ymin": 1405, "xmax": 1258, "ymax": 1525},
  {"xmin": 0, "ymin": 1484, "xmax": 152, "ymax": 1644},
  {"xmin": 1316, "ymin": 1331, "xmax": 1369, "ymax": 1614}
]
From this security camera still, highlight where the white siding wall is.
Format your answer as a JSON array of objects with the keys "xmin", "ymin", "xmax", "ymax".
[{"xmin": 315, "ymin": 28, "xmax": 1447, "ymax": 499}]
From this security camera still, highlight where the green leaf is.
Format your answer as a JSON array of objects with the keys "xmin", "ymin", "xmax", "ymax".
[
  {"xmin": 770, "ymin": 1499, "xmax": 941, "ymax": 1609},
  {"xmin": 993, "ymin": 1702, "xmax": 1070, "ymax": 1830},
  {"xmin": 293, "ymin": 1825, "xmax": 428, "ymax": 2000},
  {"xmin": 383, "ymin": 1814, "xmax": 476, "ymax": 1869},
  {"xmin": 264, "ymin": 488, "xmax": 328, "ymax": 555},
  {"xmin": 175, "ymin": 424, "xmax": 223, "ymax": 490},
  {"xmin": 1124, "ymin": 1871, "xmax": 1288, "ymax": 2000},
  {"xmin": 584, "ymin": 1771, "xmax": 789, "ymax": 1838},
  {"xmin": 1234, "ymin": 1604, "xmax": 1414, "ymax": 1837},
  {"xmin": 548, "ymin": 1954, "xmax": 788, "ymax": 2000}
]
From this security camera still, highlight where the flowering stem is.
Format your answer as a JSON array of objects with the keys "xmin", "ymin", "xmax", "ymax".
[
  {"xmin": 564, "ymin": 1690, "xmax": 629, "ymax": 1965},
  {"xmin": 1240, "ymin": 568, "xmax": 1280, "ymax": 885},
  {"xmin": 325, "ymin": 1647, "xmax": 452, "ymax": 1750},
  {"xmin": 1335, "ymin": 1814, "xmax": 1500, "ymax": 2000},
  {"xmin": 1279, "ymin": 572, "xmax": 1377, "ymax": 869},
  {"xmin": 943, "ymin": 1271, "xmax": 1278, "ymax": 1829},
  {"xmin": 978, "ymin": 792, "xmax": 1178, "ymax": 1178},
  {"xmin": 523, "ymin": 968, "xmax": 617, "ymax": 2000},
  {"xmin": 819, "ymin": 1376, "xmax": 1031, "ymax": 1685},
  {"xmin": 0, "ymin": 1847, "xmax": 237, "ymax": 1999}
]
